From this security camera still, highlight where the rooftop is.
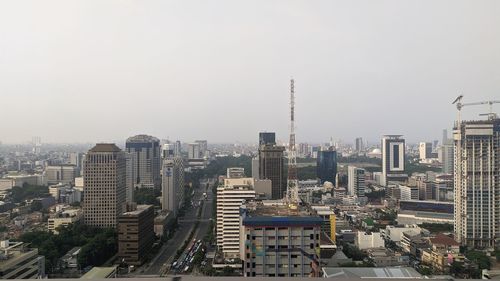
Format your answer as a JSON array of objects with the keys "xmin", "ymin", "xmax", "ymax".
[
  {"xmin": 89, "ymin": 143, "xmax": 122, "ymax": 153},
  {"xmin": 80, "ymin": 266, "xmax": 117, "ymax": 279},
  {"xmin": 430, "ymin": 234, "xmax": 460, "ymax": 247},
  {"xmin": 121, "ymin": 205, "xmax": 153, "ymax": 216},
  {"xmin": 242, "ymin": 201, "xmax": 323, "ymax": 226},
  {"xmin": 323, "ymin": 267, "xmax": 421, "ymax": 279},
  {"xmin": 126, "ymin": 134, "xmax": 160, "ymax": 143}
]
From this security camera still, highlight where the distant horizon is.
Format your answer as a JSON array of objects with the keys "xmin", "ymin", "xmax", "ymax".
[{"xmin": 1, "ymin": 1, "xmax": 499, "ymax": 143}]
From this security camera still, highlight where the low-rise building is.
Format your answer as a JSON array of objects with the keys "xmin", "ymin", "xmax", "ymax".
[
  {"xmin": 382, "ymin": 225, "xmax": 421, "ymax": 243},
  {"xmin": 355, "ymin": 231, "xmax": 385, "ymax": 250},
  {"xmin": 367, "ymin": 248, "xmax": 409, "ymax": 267},
  {"xmin": 48, "ymin": 208, "xmax": 83, "ymax": 234}
]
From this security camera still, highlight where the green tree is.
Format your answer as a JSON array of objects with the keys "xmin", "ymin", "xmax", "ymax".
[
  {"xmin": 30, "ymin": 201, "xmax": 43, "ymax": 212},
  {"xmin": 466, "ymin": 250, "xmax": 491, "ymax": 271}
]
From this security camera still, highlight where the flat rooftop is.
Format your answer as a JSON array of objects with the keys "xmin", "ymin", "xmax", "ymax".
[
  {"xmin": 242, "ymin": 201, "xmax": 323, "ymax": 226},
  {"xmin": 121, "ymin": 205, "xmax": 152, "ymax": 216}
]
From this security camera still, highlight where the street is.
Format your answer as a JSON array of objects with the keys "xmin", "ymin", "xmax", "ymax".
[{"xmin": 136, "ymin": 179, "xmax": 214, "ymax": 276}]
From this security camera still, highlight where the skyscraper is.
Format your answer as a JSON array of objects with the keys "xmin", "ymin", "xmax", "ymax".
[
  {"xmin": 161, "ymin": 157, "xmax": 184, "ymax": 216},
  {"xmin": 316, "ymin": 147, "xmax": 337, "ymax": 184},
  {"xmin": 454, "ymin": 118, "xmax": 500, "ymax": 248},
  {"xmin": 125, "ymin": 135, "xmax": 161, "ymax": 189},
  {"xmin": 347, "ymin": 166, "xmax": 366, "ymax": 198},
  {"xmin": 419, "ymin": 142, "xmax": 432, "ymax": 160},
  {"xmin": 259, "ymin": 132, "xmax": 276, "ymax": 146},
  {"xmin": 355, "ymin": 137, "xmax": 364, "ymax": 152},
  {"xmin": 381, "ymin": 135, "xmax": 407, "ymax": 186},
  {"xmin": 188, "ymin": 143, "xmax": 201, "ymax": 159},
  {"xmin": 195, "ymin": 140, "xmax": 208, "ymax": 158},
  {"xmin": 83, "ymin": 144, "xmax": 126, "ymax": 228},
  {"xmin": 441, "ymin": 129, "xmax": 454, "ymax": 174},
  {"xmin": 216, "ymin": 177, "xmax": 256, "ymax": 258},
  {"xmin": 258, "ymin": 133, "xmax": 285, "ymax": 200}
]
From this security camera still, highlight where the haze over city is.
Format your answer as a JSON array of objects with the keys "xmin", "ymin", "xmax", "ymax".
[{"xmin": 1, "ymin": 0, "xmax": 499, "ymax": 144}]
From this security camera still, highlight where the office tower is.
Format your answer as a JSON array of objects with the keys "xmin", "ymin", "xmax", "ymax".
[
  {"xmin": 399, "ymin": 185, "xmax": 419, "ymax": 201},
  {"xmin": 161, "ymin": 157, "xmax": 184, "ymax": 216},
  {"xmin": 355, "ymin": 137, "xmax": 364, "ymax": 152},
  {"xmin": 419, "ymin": 142, "xmax": 432, "ymax": 160},
  {"xmin": 454, "ymin": 118, "xmax": 500, "ymax": 248},
  {"xmin": 347, "ymin": 166, "xmax": 366, "ymax": 198},
  {"xmin": 316, "ymin": 147, "xmax": 337, "ymax": 184},
  {"xmin": 174, "ymin": 140, "xmax": 182, "ymax": 156},
  {"xmin": 125, "ymin": 135, "xmax": 161, "ymax": 189},
  {"xmin": 32, "ymin": 136, "xmax": 42, "ymax": 155},
  {"xmin": 259, "ymin": 132, "xmax": 276, "ymax": 146},
  {"xmin": 441, "ymin": 129, "xmax": 454, "ymax": 174},
  {"xmin": 381, "ymin": 135, "xmax": 407, "ymax": 186},
  {"xmin": 195, "ymin": 140, "xmax": 208, "ymax": 158},
  {"xmin": 45, "ymin": 165, "xmax": 77, "ymax": 185},
  {"xmin": 118, "ymin": 205, "xmax": 155, "ymax": 265},
  {"xmin": 125, "ymin": 152, "xmax": 135, "ymax": 203},
  {"xmin": 227, "ymin": 167, "xmax": 245, "ymax": 178},
  {"xmin": 69, "ymin": 152, "xmax": 84, "ymax": 176},
  {"xmin": 161, "ymin": 143, "xmax": 174, "ymax": 158},
  {"xmin": 258, "ymin": 143, "xmax": 285, "ymax": 200},
  {"xmin": 240, "ymin": 202, "xmax": 323, "ymax": 277},
  {"xmin": 188, "ymin": 143, "xmax": 201, "ymax": 159},
  {"xmin": 251, "ymin": 157, "xmax": 260, "ymax": 179},
  {"xmin": 0, "ymin": 241, "xmax": 45, "ymax": 279},
  {"xmin": 83, "ymin": 144, "xmax": 126, "ymax": 228},
  {"xmin": 216, "ymin": 178, "xmax": 256, "ymax": 258}
]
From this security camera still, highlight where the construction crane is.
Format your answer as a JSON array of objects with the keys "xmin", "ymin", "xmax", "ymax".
[{"xmin": 452, "ymin": 95, "xmax": 500, "ymax": 125}]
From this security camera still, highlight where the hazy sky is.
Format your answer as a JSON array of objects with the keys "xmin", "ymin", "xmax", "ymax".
[{"xmin": 1, "ymin": 1, "xmax": 499, "ymax": 144}]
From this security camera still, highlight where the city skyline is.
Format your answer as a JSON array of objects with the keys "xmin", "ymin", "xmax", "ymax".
[{"xmin": 1, "ymin": 1, "xmax": 499, "ymax": 143}]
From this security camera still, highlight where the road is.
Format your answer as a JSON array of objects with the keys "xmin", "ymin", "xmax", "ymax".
[{"xmin": 137, "ymin": 180, "xmax": 213, "ymax": 276}]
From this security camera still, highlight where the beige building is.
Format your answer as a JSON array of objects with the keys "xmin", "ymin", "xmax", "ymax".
[
  {"xmin": 217, "ymin": 177, "xmax": 256, "ymax": 258},
  {"xmin": 45, "ymin": 165, "xmax": 77, "ymax": 185},
  {"xmin": 48, "ymin": 209, "xmax": 82, "ymax": 234},
  {"xmin": 0, "ymin": 241, "xmax": 45, "ymax": 279},
  {"xmin": 83, "ymin": 144, "xmax": 126, "ymax": 228}
]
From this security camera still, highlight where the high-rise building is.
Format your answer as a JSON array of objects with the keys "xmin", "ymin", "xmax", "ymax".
[
  {"xmin": 240, "ymin": 202, "xmax": 323, "ymax": 277},
  {"xmin": 45, "ymin": 165, "xmax": 77, "ymax": 185},
  {"xmin": 216, "ymin": 178, "xmax": 256, "ymax": 258},
  {"xmin": 161, "ymin": 157, "xmax": 184, "ymax": 216},
  {"xmin": 195, "ymin": 140, "xmax": 208, "ymax": 158},
  {"xmin": 251, "ymin": 157, "xmax": 259, "ymax": 179},
  {"xmin": 419, "ymin": 142, "xmax": 432, "ymax": 160},
  {"xmin": 118, "ymin": 204, "xmax": 155, "ymax": 265},
  {"xmin": 125, "ymin": 135, "xmax": 161, "ymax": 189},
  {"xmin": 355, "ymin": 137, "xmax": 364, "ymax": 152},
  {"xmin": 188, "ymin": 143, "xmax": 201, "ymax": 159},
  {"xmin": 381, "ymin": 135, "xmax": 407, "ymax": 186},
  {"xmin": 454, "ymin": 118, "xmax": 500, "ymax": 248},
  {"xmin": 174, "ymin": 140, "xmax": 182, "ymax": 156},
  {"xmin": 258, "ymin": 143, "xmax": 285, "ymax": 200},
  {"xmin": 441, "ymin": 130, "xmax": 454, "ymax": 174},
  {"xmin": 125, "ymin": 152, "xmax": 135, "ymax": 203},
  {"xmin": 259, "ymin": 132, "xmax": 276, "ymax": 146},
  {"xmin": 83, "ymin": 144, "xmax": 126, "ymax": 228},
  {"xmin": 316, "ymin": 148, "xmax": 337, "ymax": 184},
  {"xmin": 69, "ymin": 152, "xmax": 84, "ymax": 176},
  {"xmin": 347, "ymin": 166, "xmax": 366, "ymax": 198}
]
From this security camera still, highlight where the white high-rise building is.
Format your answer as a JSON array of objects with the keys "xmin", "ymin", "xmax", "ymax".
[
  {"xmin": 347, "ymin": 166, "xmax": 365, "ymax": 198},
  {"xmin": 125, "ymin": 135, "xmax": 161, "ymax": 189},
  {"xmin": 381, "ymin": 135, "xmax": 407, "ymax": 186},
  {"xmin": 125, "ymin": 152, "xmax": 135, "ymax": 203},
  {"xmin": 161, "ymin": 157, "xmax": 184, "ymax": 216},
  {"xmin": 454, "ymin": 118, "xmax": 500, "ymax": 248},
  {"xmin": 251, "ymin": 157, "xmax": 259, "ymax": 179},
  {"xmin": 418, "ymin": 142, "xmax": 432, "ymax": 160},
  {"xmin": 216, "ymin": 177, "xmax": 256, "ymax": 258}
]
